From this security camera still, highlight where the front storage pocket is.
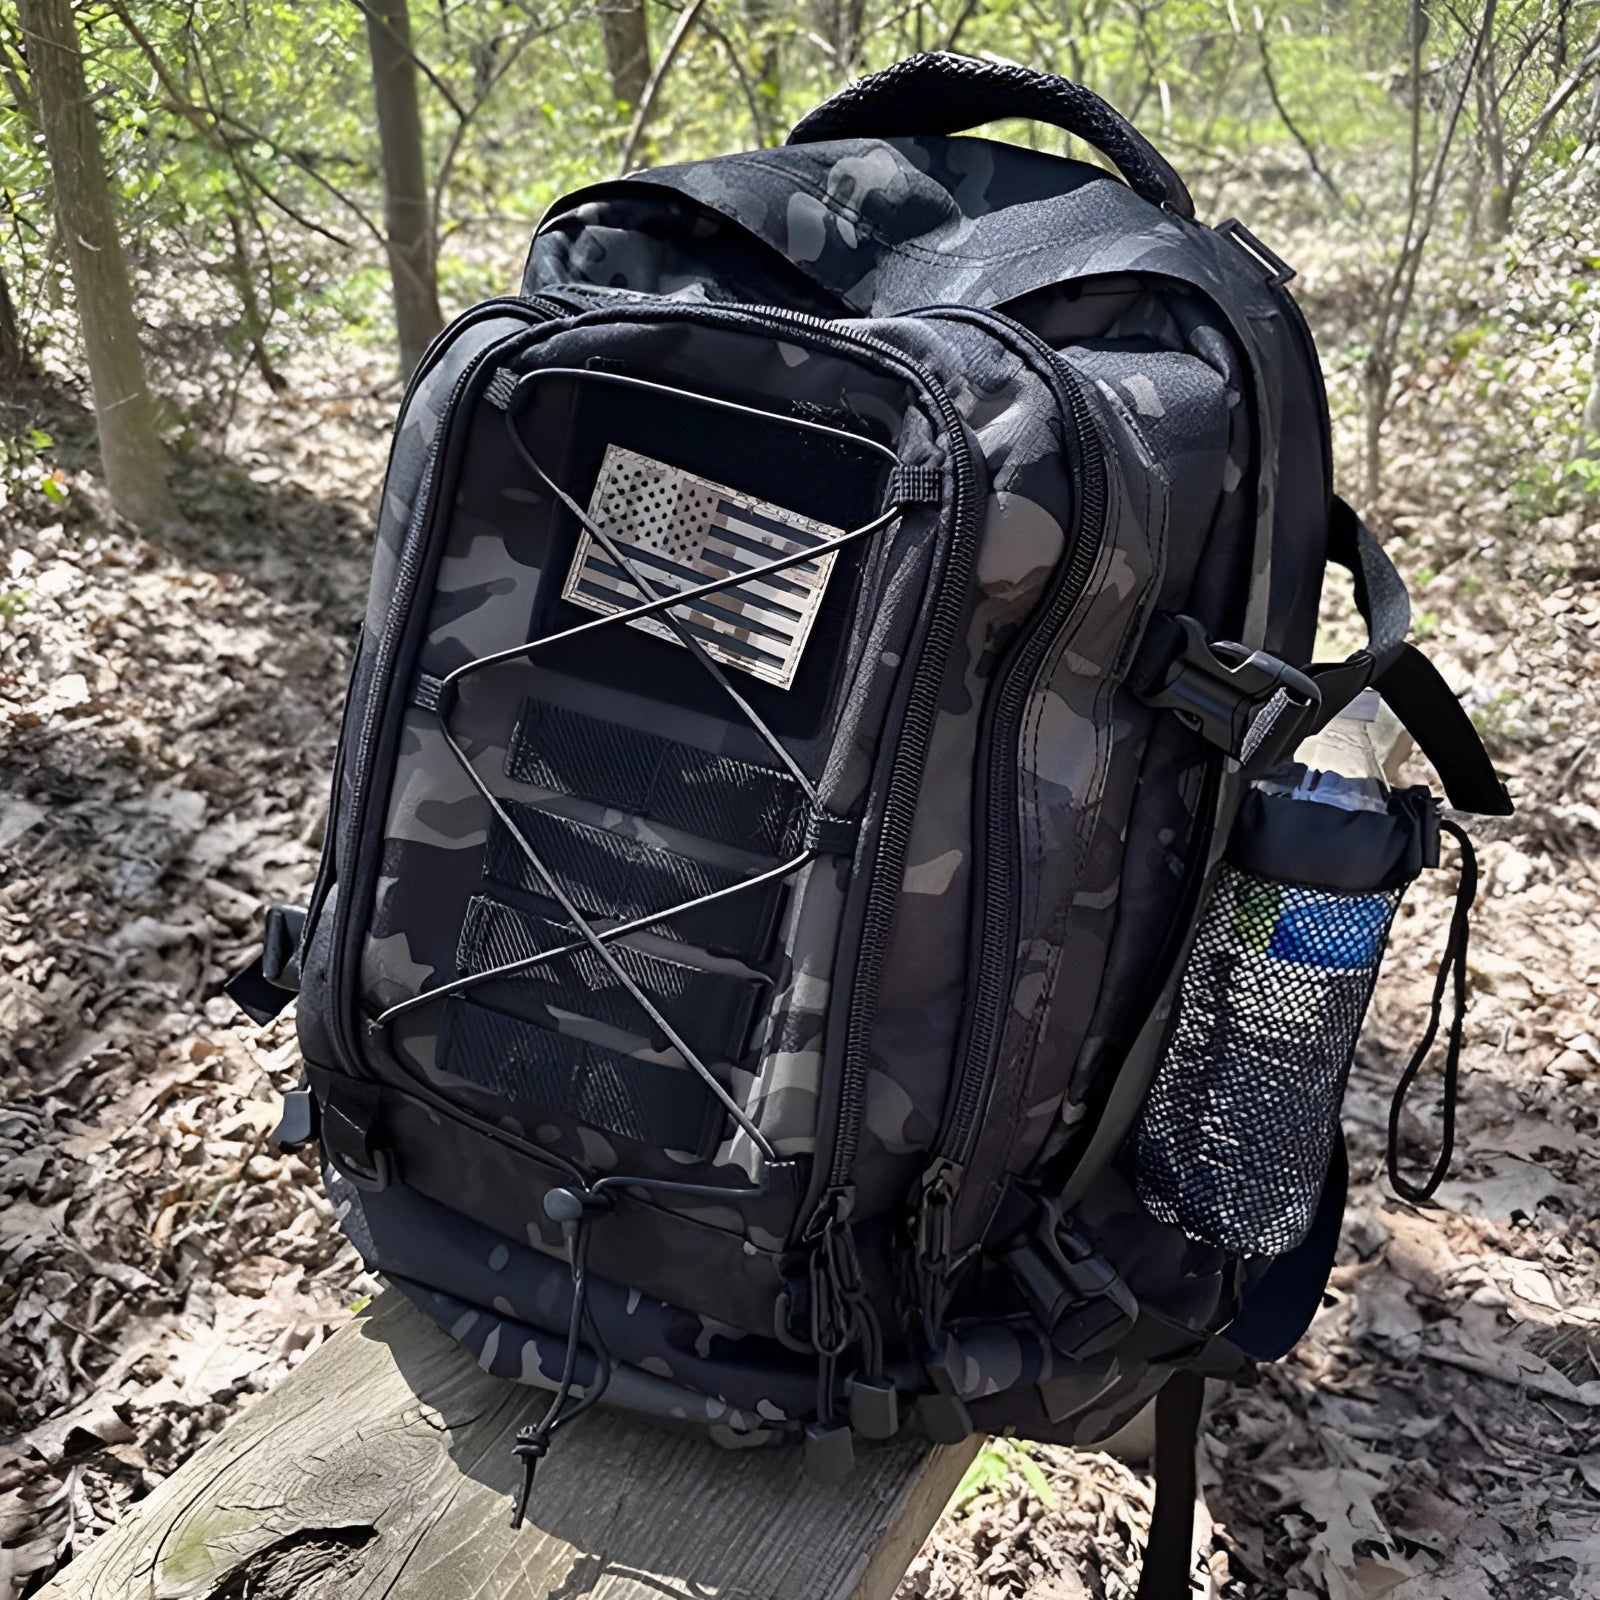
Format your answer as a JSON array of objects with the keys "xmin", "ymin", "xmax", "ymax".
[
  {"xmin": 1134, "ymin": 785, "xmax": 1438, "ymax": 1255},
  {"xmin": 348, "ymin": 303, "xmax": 960, "ymax": 1240}
]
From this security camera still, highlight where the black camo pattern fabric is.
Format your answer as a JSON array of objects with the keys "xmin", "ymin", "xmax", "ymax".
[{"xmin": 293, "ymin": 63, "xmax": 1344, "ymax": 1454}]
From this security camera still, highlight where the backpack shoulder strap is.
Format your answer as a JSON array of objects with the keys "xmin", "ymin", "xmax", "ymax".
[{"xmin": 1134, "ymin": 1369, "xmax": 1207, "ymax": 1600}]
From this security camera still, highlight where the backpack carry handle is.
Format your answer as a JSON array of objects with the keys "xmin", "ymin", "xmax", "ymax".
[{"xmin": 788, "ymin": 53, "xmax": 1195, "ymax": 220}]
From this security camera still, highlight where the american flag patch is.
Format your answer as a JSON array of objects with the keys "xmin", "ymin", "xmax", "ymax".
[{"xmin": 561, "ymin": 446, "xmax": 843, "ymax": 690}]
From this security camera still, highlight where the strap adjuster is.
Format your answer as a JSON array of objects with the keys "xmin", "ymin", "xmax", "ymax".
[
  {"xmin": 224, "ymin": 903, "xmax": 307, "ymax": 1024},
  {"xmin": 1133, "ymin": 613, "xmax": 1321, "ymax": 773},
  {"xmin": 998, "ymin": 1196, "xmax": 1139, "ymax": 1362}
]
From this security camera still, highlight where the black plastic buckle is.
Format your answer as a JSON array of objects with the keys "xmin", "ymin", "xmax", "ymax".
[
  {"xmin": 321, "ymin": 1081, "xmax": 392, "ymax": 1193},
  {"xmin": 1134, "ymin": 613, "xmax": 1321, "ymax": 773},
  {"xmin": 999, "ymin": 1198, "xmax": 1139, "ymax": 1363}
]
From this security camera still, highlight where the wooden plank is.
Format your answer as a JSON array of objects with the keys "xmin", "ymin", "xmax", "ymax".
[{"xmin": 38, "ymin": 1291, "xmax": 979, "ymax": 1600}]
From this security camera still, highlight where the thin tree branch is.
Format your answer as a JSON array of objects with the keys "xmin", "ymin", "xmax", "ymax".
[
  {"xmin": 347, "ymin": 0, "xmax": 468, "ymax": 122},
  {"xmin": 108, "ymin": 0, "xmax": 359, "ymax": 249},
  {"xmin": 698, "ymin": 15, "xmax": 773, "ymax": 146},
  {"xmin": 1507, "ymin": 32, "xmax": 1600, "ymax": 194},
  {"xmin": 618, "ymin": 0, "xmax": 708, "ymax": 175},
  {"xmin": 430, "ymin": 11, "xmax": 558, "ymax": 244},
  {"xmin": 1255, "ymin": 11, "xmax": 1342, "ymax": 201},
  {"xmin": 944, "ymin": 0, "xmax": 982, "ymax": 53}
]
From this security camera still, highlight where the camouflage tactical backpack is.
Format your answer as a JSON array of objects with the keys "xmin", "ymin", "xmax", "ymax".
[{"xmin": 231, "ymin": 54, "xmax": 1511, "ymax": 1595}]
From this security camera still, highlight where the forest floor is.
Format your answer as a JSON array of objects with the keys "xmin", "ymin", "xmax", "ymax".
[{"xmin": 3, "ymin": 248, "xmax": 1599, "ymax": 1600}]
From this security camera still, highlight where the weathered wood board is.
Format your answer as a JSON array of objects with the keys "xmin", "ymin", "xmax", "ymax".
[{"xmin": 38, "ymin": 1290, "xmax": 979, "ymax": 1600}]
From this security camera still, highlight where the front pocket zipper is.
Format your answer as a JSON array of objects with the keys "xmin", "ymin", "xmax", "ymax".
[
  {"xmin": 899, "ymin": 308, "xmax": 1110, "ymax": 1297},
  {"xmin": 329, "ymin": 297, "xmax": 573, "ymax": 1081}
]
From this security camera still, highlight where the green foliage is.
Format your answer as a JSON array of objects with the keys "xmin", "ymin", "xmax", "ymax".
[
  {"xmin": 1, "ymin": 0, "xmax": 1596, "ymax": 511},
  {"xmin": 0, "ymin": 424, "xmax": 67, "ymax": 515},
  {"xmin": 1471, "ymin": 688, "xmax": 1540, "ymax": 748},
  {"xmin": 953, "ymin": 1436, "xmax": 1057, "ymax": 1513}
]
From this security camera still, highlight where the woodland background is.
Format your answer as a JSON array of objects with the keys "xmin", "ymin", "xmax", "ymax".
[{"xmin": 3, "ymin": 2, "xmax": 1600, "ymax": 1597}]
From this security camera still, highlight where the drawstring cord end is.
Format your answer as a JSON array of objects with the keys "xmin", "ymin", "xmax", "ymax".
[{"xmin": 510, "ymin": 1426, "xmax": 550, "ymax": 1529}]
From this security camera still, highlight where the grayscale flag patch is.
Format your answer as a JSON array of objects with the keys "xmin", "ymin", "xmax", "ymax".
[{"xmin": 562, "ymin": 446, "xmax": 841, "ymax": 690}]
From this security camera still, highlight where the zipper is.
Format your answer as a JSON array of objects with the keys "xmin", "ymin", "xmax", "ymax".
[
  {"xmin": 899, "ymin": 310, "xmax": 1111, "ymax": 1294},
  {"xmin": 300, "ymin": 296, "xmax": 571, "ymax": 985}
]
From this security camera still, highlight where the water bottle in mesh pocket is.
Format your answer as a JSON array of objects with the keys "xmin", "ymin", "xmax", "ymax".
[{"xmin": 1134, "ymin": 784, "xmax": 1438, "ymax": 1256}]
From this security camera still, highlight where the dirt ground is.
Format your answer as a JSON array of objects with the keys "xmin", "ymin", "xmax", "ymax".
[{"xmin": 3, "ymin": 269, "xmax": 1598, "ymax": 1598}]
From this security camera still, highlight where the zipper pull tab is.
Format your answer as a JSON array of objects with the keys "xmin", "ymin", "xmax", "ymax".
[
  {"xmin": 824, "ymin": 1221, "xmax": 898, "ymax": 1439},
  {"xmin": 806, "ymin": 1194, "xmax": 899, "ymax": 1446},
  {"xmin": 912, "ymin": 1159, "xmax": 960, "ymax": 1346}
]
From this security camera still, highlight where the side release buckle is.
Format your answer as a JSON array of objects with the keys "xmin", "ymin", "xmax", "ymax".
[
  {"xmin": 1133, "ymin": 613, "xmax": 1321, "ymax": 772},
  {"xmin": 998, "ymin": 1197, "xmax": 1139, "ymax": 1362}
]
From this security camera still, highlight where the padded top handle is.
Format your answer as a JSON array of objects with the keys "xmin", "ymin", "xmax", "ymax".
[{"xmin": 788, "ymin": 52, "xmax": 1195, "ymax": 220}]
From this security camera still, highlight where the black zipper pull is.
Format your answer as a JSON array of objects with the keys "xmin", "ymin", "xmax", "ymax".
[
  {"xmin": 826, "ymin": 1220, "xmax": 899, "ymax": 1440},
  {"xmin": 909, "ymin": 1161, "xmax": 973, "ymax": 1443},
  {"xmin": 912, "ymin": 1159, "xmax": 960, "ymax": 1347},
  {"xmin": 804, "ymin": 1208, "xmax": 856, "ymax": 1482}
]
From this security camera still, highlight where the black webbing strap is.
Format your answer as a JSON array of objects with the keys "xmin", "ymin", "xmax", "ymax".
[
  {"xmin": 506, "ymin": 699, "xmax": 814, "ymax": 858},
  {"xmin": 1134, "ymin": 1369, "xmax": 1206, "ymax": 1600},
  {"xmin": 437, "ymin": 998, "xmax": 725, "ymax": 1158},
  {"xmin": 484, "ymin": 802, "xmax": 784, "ymax": 962},
  {"xmin": 1375, "ymin": 645, "xmax": 1513, "ymax": 816},
  {"xmin": 457, "ymin": 895, "xmax": 762, "ymax": 1063},
  {"xmin": 224, "ymin": 904, "xmax": 306, "ymax": 1024},
  {"xmin": 1305, "ymin": 496, "xmax": 1410, "ymax": 730},
  {"xmin": 1312, "ymin": 499, "xmax": 1511, "ymax": 816}
]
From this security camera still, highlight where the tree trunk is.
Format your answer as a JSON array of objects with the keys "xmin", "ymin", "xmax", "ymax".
[
  {"xmin": 1478, "ymin": 29, "xmax": 1512, "ymax": 239},
  {"xmin": 18, "ymin": 0, "xmax": 175, "ymax": 530},
  {"xmin": 1362, "ymin": 355, "xmax": 1391, "ymax": 509},
  {"xmin": 602, "ymin": 0, "xmax": 652, "ymax": 109},
  {"xmin": 363, "ymin": 0, "xmax": 443, "ymax": 377},
  {"xmin": 0, "ymin": 259, "xmax": 28, "ymax": 380},
  {"xmin": 746, "ymin": 0, "xmax": 780, "ymax": 144}
]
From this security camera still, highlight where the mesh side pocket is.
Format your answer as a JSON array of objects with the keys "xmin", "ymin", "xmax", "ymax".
[{"xmin": 1134, "ymin": 864, "xmax": 1402, "ymax": 1256}]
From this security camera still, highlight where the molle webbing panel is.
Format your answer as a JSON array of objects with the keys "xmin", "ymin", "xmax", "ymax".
[
  {"xmin": 506, "ymin": 700, "xmax": 808, "ymax": 858},
  {"xmin": 483, "ymin": 801, "xmax": 784, "ymax": 961},
  {"xmin": 437, "ymin": 999, "xmax": 725, "ymax": 1158},
  {"xmin": 457, "ymin": 895, "xmax": 763, "ymax": 1062}
]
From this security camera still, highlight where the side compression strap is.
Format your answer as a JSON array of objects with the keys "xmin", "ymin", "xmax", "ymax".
[
  {"xmin": 1316, "ymin": 499, "xmax": 1511, "ymax": 816},
  {"xmin": 1133, "ymin": 1369, "xmax": 1207, "ymax": 1600},
  {"xmin": 1376, "ymin": 644, "xmax": 1513, "ymax": 816},
  {"xmin": 1305, "ymin": 495, "xmax": 1411, "ymax": 728}
]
